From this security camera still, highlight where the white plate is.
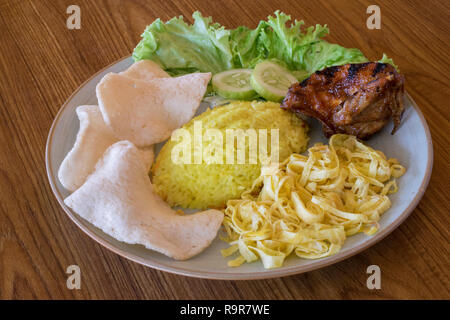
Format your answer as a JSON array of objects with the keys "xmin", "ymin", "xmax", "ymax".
[{"xmin": 46, "ymin": 56, "xmax": 433, "ymax": 280}]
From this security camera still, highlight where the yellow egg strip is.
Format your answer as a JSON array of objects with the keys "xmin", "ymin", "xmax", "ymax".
[{"xmin": 221, "ymin": 134, "xmax": 406, "ymax": 269}]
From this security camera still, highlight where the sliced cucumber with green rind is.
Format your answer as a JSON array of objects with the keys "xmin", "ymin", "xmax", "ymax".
[
  {"xmin": 250, "ymin": 61, "xmax": 298, "ymax": 102},
  {"xmin": 212, "ymin": 69, "xmax": 258, "ymax": 100}
]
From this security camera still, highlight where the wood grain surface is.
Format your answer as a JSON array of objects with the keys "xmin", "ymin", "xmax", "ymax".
[{"xmin": 0, "ymin": 0, "xmax": 449, "ymax": 299}]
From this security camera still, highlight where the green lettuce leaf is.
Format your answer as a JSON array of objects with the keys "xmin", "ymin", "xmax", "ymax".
[
  {"xmin": 378, "ymin": 53, "xmax": 399, "ymax": 71},
  {"xmin": 133, "ymin": 11, "xmax": 396, "ymax": 76},
  {"xmin": 301, "ymin": 40, "xmax": 368, "ymax": 73},
  {"xmin": 229, "ymin": 23, "xmax": 266, "ymax": 68},
  {"xmin": 259, "ymin": 12, "xmax": 330, "ymax": 70},
  {"xmin": 133, "ymin": 12, "xmax": 234, "ymax": 74}
]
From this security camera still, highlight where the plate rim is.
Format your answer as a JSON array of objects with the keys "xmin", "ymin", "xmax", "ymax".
[{"xmin": 45, "ymin": 55, "xmax": 434, "ymax": 280}]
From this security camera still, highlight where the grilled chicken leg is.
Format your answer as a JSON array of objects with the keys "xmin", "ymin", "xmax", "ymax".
[{"xmin": 281, "ymin": 62, "xmax": 405, "ymax": 139}]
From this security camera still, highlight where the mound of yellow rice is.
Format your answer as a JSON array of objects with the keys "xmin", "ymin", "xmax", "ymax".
[{"xmin": 152, "ymin": 101, "xmax": 309, "ymax": 209}]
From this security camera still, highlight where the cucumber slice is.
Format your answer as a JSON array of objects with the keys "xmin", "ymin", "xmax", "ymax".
[
  {"xmin": 212, "ymin": 69, "xmax": 258, "ymax": 100},
  {"xmin": 250, "ymin": 61, "xmax": 298, "ymax": 102}
]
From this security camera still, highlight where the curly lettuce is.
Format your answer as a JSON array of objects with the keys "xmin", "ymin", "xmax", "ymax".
[
  {"xmin": 133, "ymin": 11, "xmax": 395, "ymax": 76},
  {"xmin": 379, "ymin": 53, "xmax": 399, "ymax": 71},
  {"xmin": 133, "ymin": 12, "xmax": 234, "ymax": 75}
]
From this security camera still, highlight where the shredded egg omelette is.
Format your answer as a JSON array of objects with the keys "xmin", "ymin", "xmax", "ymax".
[{"xmin": 221, "ymin": 134, "xmax": 406, "ymax": 269}]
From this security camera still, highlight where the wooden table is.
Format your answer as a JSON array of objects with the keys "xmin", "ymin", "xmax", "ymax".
[{"xmin": 0, "ymin": 0, "xmax": 448, "ymax": 300}]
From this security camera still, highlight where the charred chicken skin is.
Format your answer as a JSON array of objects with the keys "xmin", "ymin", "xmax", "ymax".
[{"xmin": 281, "ymin": 62, "xmax": 405, "ymax": 139}]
